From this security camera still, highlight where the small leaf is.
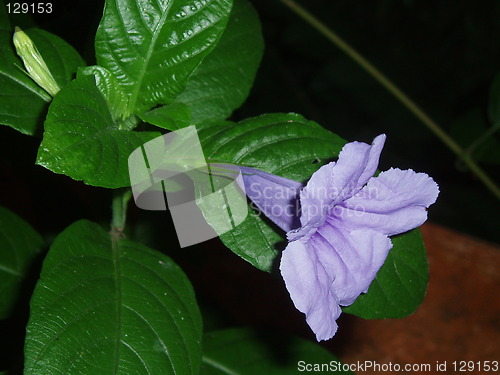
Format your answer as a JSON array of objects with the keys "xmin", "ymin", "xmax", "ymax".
[
  {"xmin": 175, "ymin": 0, "xmax": 264, "ymax": 124},
  {"xmin": 24, "ymin": 220, "xmax": 202, "ymax": 375},
  {"xmin": 36, "ymin": 74, "xmax": 160, "ymax": 188},
  {"xmin": 343, "ymin": 228, "xmax": 429, "ymax": 318},
  {"xmin": 198, "ymin": 113, "xmax": 346, "ymax": 271},
  {"xmin": 139, "ymin": 102, "xmax": 192, "ymax": 130},
  {"xmin": 78, "ymin": 65, "xmax": 129, "ymax": 121},
  {"xmin": 201, "ymin": 328, "xmax": 354, "ymax": 375},
  {"xmin": 0, "ymin": 206, "xmax": 44, "ymax": 319},
  {"xmin": 95, "ymin": 0, "xmax": 233, "ymax": 114},
  {"xmin": 0, "ymin": 28, "xmax": 83, "ymax": 135}
]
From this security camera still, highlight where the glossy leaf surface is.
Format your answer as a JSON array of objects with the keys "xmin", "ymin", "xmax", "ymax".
[
  {"xmin": 36, "ymin": 74, "xmax": 159, "ymax": 188},
  {"xmin": 95, "ymin": 0, "xmax": 233, "ymax": 114},
  {"xmin": 199, "ymin": 113, "xmax": 346, "ymax": 272},
  {"xmin": 24, "ymin": 220, "xmax": 202, "ymax": 375},
  {"xmin": 78, "ymin": 65, "xmax": 129, "ymax": 121},
  {"xmin": 0, "ymin": 28, "xmax": 83, "ymax": 135},
  {"xmin": 139, "ymin": 102, "xmax": 191, "ymax": 130},
  {"xmin": 175, "ymin": 0, "xmax": 264, "ymax": 124}
]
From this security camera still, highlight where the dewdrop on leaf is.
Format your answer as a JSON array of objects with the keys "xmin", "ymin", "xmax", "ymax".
[{"xmin": 13, "ymin": 27, "xmax": 60, "ymax": 97}]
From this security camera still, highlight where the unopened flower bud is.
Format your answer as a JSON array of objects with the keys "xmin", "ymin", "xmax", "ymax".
[{"xmin": 13, "ymin": 27, "xmax": 60, "ymax": 97}]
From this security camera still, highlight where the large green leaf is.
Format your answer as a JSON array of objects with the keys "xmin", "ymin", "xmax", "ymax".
[
  {"xmin": 24, "ymin": 220, "xmax": 202, "ymax": 375},
  {"xmin": 343, "ymin": 228, "xmax": 429, "ymax": 318},
  {"xmin": 175, "ymin": 0, "xmax": 264, "ymax": 124},
  {"xmin": 95, "ymin": 0, "xmax": 233, "ymax": 115},
  {"xmin": 0, "ymin": 206, "xmax": 43, "ymax": 319},
  {"xmin": 201, "ymin": 328, "xmax": 354, "ymax": 375},
  {"xmin": 0, "ymin": 28, "xmax": 84, "ymax": 135},
  {"xmin": 36, "ymin": 74, "xmax": 160, "ymax": 188},
  {"xmin": 199, "ymin": 113, "xmax": 346, "ymax": 272}
]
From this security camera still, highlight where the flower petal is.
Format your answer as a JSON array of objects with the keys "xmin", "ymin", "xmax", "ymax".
[
  {"xmin": 314, "ymin": 222, "xmax": 393, "ymax": 305},
  {"xmin": 337, "ymin": 168, "xmax": 439, "ymax": 236},
  {"xmin": 298, "ymin": 161, "xmax": 337, "ymax": 229},
  {"xmin": 331, "ymin": 133, "xmax": 386, "ymax": 201},
  {"xmin": 239, "ymin": 166, "xmax": 303, "ymax": 232},
  {"xmin": 280, "ymin": 240, "xmax": 342, "ymax": 341},
  {"xmin": 298, "ymin": 134, "xmax": 386, "ymax": 228},
  {"xmin": 281, "ymin": 222, "xmax": 392, "ymax": 341}
]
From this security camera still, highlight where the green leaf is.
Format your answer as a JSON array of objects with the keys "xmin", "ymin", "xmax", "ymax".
[
  {"xmin": 0, "ymin": 28, "xmax": 84, "ymax": 135},
  {"xmin": 139, "ymin": 102, "xmax": 192, "ymax": 130},
  {"xmin": 175, "ymin": 0, "xmax": 264, "ymax": 124},
  {"xmin": 0, "ymin": 206, "xmax": 43, "ymax": 319},
  {"xmin": 201, "ymin": 328, "xmax": 354, "ymax": 375},
  {"xmin": 95, "ymin": 0, "xmax": 233, "ymax": 115},
  {"xmin": 343, "ymin": 228, "xmax": 429, "ymax": 319},
  {"xmin": 78, "ymin": 66, "xmax": 129, "ymax": 121},
  {"xmin": 36, "ymin": 74, "xmax": 160, "ymax": 188},
  {"xmin": 24, "ymin": 220, "xmax": 202, "ymax": 375},
  {"xmin": 198, "ymin": 113, "xmax": 346, "ymax": 272}
]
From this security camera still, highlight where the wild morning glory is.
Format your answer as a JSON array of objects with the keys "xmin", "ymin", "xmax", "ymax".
[{"xmin": 239, "ymin": 134, "xmax": 439, "ymax": 341}]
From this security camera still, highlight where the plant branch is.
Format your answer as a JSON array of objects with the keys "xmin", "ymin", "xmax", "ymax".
[
  {"xmin": 112, "ymin": 188, "xmax": 133, "ymax": 235},
  {"xmin": 279, "ymin": 0, "xmax": 500, "ymax": 200}
]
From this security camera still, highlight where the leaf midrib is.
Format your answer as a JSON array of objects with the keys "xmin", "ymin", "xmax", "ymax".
[
  {"xmin": 128, "ymin": 1, "xmax": 173, "ymax": 113},
  {"xmin": 111, "ymin": 236, "xmax": 123, "ymax": 374},
  {"xmin": 0, "ymin": 66, "xmax": 51, "ymax": 102},
  {"xmin": 202, "ymin": 355, "xmax": 241, "ymax": 375}
]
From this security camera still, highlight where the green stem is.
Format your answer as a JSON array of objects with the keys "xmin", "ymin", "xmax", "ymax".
[
  {"xmin": 112, "ymin": 189, "xmax": 133, "ymax": 233},
  {"xmin": 279, "ymin": 0, "xmax": 500, "ymax": 200},
  {"xmin": 465, "ymin": 122, "xmax": 500, "ymax": 157}
]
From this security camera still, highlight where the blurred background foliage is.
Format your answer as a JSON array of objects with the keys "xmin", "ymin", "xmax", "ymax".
[{"xmin": 1, "ymin": 0, "xmax": 499, "ymax": 244}]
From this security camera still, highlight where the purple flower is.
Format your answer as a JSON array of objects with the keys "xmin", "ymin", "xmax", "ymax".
[{"xmin": 240, "ymin": 134, "xmax": 439, "ymax": 341}]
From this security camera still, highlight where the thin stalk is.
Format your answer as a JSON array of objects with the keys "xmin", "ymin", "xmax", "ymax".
[
  {"xmin": 465, "ymin": 122, "xmax": 500, "ymax": 157},
  {"xmin": 279, "ymin": 0, "xmax": 500, "ymax": 199},
  {"xmin": 112, "ymin": 188, "xmax": 133, "ymax": 234}
]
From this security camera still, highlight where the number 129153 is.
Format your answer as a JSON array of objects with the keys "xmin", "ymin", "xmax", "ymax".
[{"xmin": 7, "ymin": 3, "xmax": 53, "ymax": 14}]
